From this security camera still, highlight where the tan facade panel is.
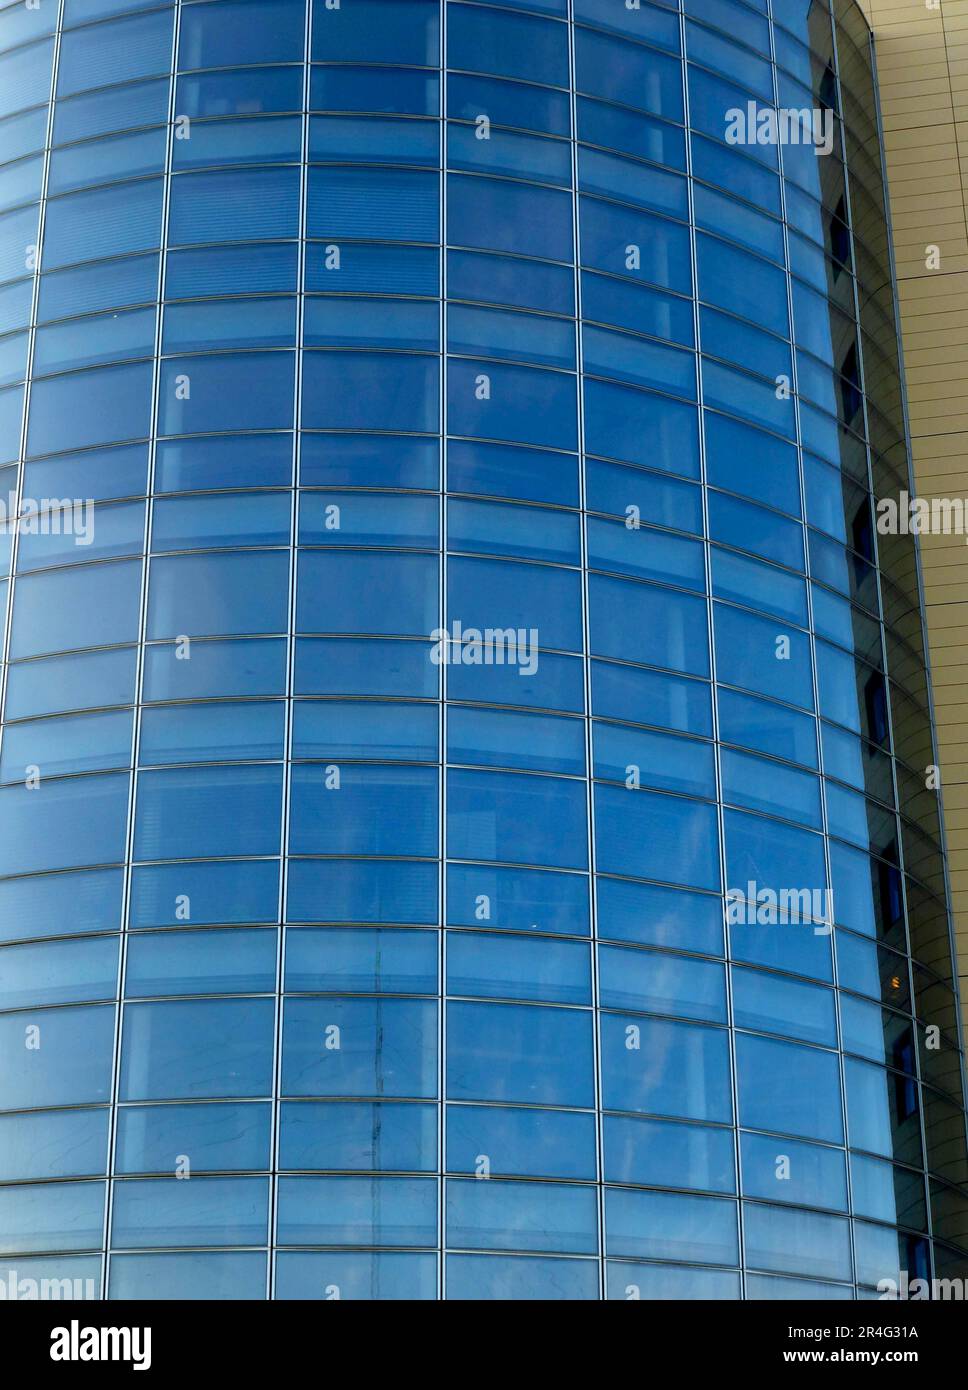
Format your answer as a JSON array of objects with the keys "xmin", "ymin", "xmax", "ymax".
[{"xmin": 861, "ymin": 0, "xmax": 968, "ymax": 1039}]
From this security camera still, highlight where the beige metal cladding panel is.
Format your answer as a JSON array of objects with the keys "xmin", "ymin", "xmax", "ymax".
[{"xmin": 860, "ymin": 0, "xmax": 968, "ymax": 1042}]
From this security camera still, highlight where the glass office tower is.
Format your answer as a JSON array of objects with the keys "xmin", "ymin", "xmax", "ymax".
[{"xmin": 0, "ymin": 0, "xmax": 966, "ymax": 1301}]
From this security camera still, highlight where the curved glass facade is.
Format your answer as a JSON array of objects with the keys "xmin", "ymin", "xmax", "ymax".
[{"xmin": 0, "ymin": 0, "xmax": 967, "ymax": 1301}]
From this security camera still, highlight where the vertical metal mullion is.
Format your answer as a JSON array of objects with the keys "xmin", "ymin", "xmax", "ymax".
[
  {"xmin": 565, "ymin": 0, "xmax": 604, "ymax": 1301},
  {"xmin": 679, "ymin": 5, "xmax": 743, "ymax": 1299},
  {"xmin": 768, "ymin": 0, "xmax": 858, "ymax": 1298},
  {"xmin": 438, "ymin": 0, "xmax": 448, "ymax": 1303},
  {"xmin": 267, "ymin": 0, "xmax": 313, "ymax": 1305},
  {"xmin": 102, "ymin": 0, "xmax": 182, "ymax": 1301}
]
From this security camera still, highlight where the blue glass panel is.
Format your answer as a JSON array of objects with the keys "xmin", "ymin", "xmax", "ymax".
[
  {"xmin": 129, "ymin": 860, "xmax": 280, "ymax": 928},
  {"xmin": 111, "ymin": 1176, "xmax": 269, "ymax": 1248},
  {"xmin": 736, "ymin": 1034, "xmax": 844, "ymax": 1143},
  {"xmin": 276, "ymin": 1176, "xmax": 437, "ymax": 1246},
  {"xmin": 134, "ymin": 765, "xmax": 283, "ymax": 860},
  {"xmin": 309, "ymin": 167, "xmax": 439, "ymax": 242},
  {"xmin": 312, "ymin": 0, "xmax": 439, "ymax": 65},
  {"xmin": 604, "ymin": 1114, "xmax": 735, "ymax": 1192},
  {"xmin": 120, "ymin": 998, "xmax": 275, "ymax": 1100},
  {"xmin": 448, "ymin": 768, "xmax": 587, "ymax": 869},
  {"xmin": 282, "ymin": 998, "xmax": 437, "ymax": 1098},
  {"xmin": 54, "ymin": 77, "xmax": 170, "ymax": 143},
  {"xmin": 448, "ymin": 1001, "xmax": 595, "ymax": 1106},
  {"xmin": 447, "ymin": 931, "xmax": 590, "ymax": 1005},
  {"xmin": 446, "ymin": 862, "xmax": 590, "ymax": 936},
  {"xmin": 604, "ymin": 1188, "xmax": 738, "ymax": 1265},
  {"xmin": 0, "ymin": 867, "xmax": 122, "ymax": 944},
  {"xmin": 0, "ymin": 1181, "xmax": 105, "ymax": 1255},
  {"xmin": 449, "ymin": 1254, "xmax": 597, "ymax": 1300},
  {"xmin": 147, "ymin": 551, "xmax": 290, "ymax": 638},
  {"xmin": 285, "ymin": 927, "xmax": 437, "ymax": 994},
  {"xmin": 180, "ymin": 0, "xmax": 306, "ymax": 67},
  {"xmin": 48, "ymin": 128, "xmax": 167, "ymax": 195},
  {"xmin": 57, "ymin": 10, "xmax": 174, "ymax": 97},
  {"xmin": 0, "ymin": 1108, "xmax": 109, "ymax": 1182},
  {"xmin": 287, "ymin": 859, "xmax": 439, "ymax": 926},
  {"xmin": 446, "ymin": 1178, "xmax": 598, "ymax": 1254},
  {"xmin": 120, "ymin": 1096, "xmax": 270, "ymax": 1180},
  {"xmin": 449, "ymin": 174, "xmax": 573, "ymax": 261},
  {"xmin": 0, "ymin": 1004, "xmax": 115, "ymax": 1108},
  {"xmin": 601, "ymin": 1013, "xmax": 732, "ymax": 1121},
  {"xmin": 43, "ymin": 180, "xmax": 164, "ymax": 269},
  {"xmin": 303, "ymin": 351, "xmax": 437, "ymax": 432},
  {"xmin": 0, "ymin": 772, "xmax": 129, "ymax": 875},
  {"xmin": 27, "ymin": 363, "xmax": 153, "ymax": 455},
  {"xmin": 599, "ymin": 945, "xmax": 727, "ymax": 1022},
  {"xmin": 590, "ymin": 574, "xmax": 709, "ymax": 675},
  {"xmin": 169, "ymin": 167, "xmax": 300, "ymax": 245},
  {"xmin": 311, "ymin": 65, "xmax": 439, "ymax": 117},
  {"xmin": 178, "ymin": 66, "xmax": 303, "ymax": 118},
  {"xmin": 448, "ymin": 72, "xmax": 571, "ymax": 137},
  {"xmin": 447, "ymin": 1104, "xmax": 596, "ymax": 1179},
  {"xmin": 276, "ymin": 1250, "xmax": 436, "ymax": 1300},
  {"xmin": 110, "ymin": 1251, "xmax": 266, "ymax": 1300},
  {"xmin": 597, "ymin": 876, "xmax": 724, "ymax": 956},
  {"xmin": 279, "ymin": 1101, "xmax": 437, "ymax": 1173},
  {"xmin": 740, "ymin": 1131, "xmax": 848, "ymax": 1211},
  {"xmin": 124, "ymin": 929, "xmax": 277, "ymax": 997},
  {"xmin": 576, "ymin": 28, "xmax": 684, "ymax": 119}
]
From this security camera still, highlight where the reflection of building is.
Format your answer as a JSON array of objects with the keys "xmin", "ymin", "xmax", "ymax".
[
  {"xmin": 0, "ymin": 0, "xmax": 965, "ymax": 1299},
  {"xmin": 858, "ymin": 10, "xmax": 968, "ymax": 1268}
]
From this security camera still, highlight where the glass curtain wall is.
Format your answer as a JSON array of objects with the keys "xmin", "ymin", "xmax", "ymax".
[{"xmin": 0, "ymin": 0, "xmax": 965, "ymax": 1299}]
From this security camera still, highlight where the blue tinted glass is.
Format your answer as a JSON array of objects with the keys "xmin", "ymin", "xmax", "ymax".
[
  {"xmin": 109, "ymin": 1251, "xmax": 266, "ymax": 1300},
  {"xmin": 576, "ymin": 28, "xmax": 683, "ymax": 119},
  {"xmin": 0, "ymin": 1108, "xmax": 109, "ymax": 1182},
  {"xmin": 736, "ymin": 1034, "xmax": 844, "ymax": 1144},
  {"xmin": 448, "ymin": 768, "xmax": 587, "ymax": 869},
  {"xmin": 447, "ymin": 1177, "xmax": 598, "ymax": 1254},
  {"xmin": 130, "ymin": 859, "xmax": 280, "ymax": 928},
  {"xmin": 599, "ymin": 945, "xmax": 726, "ymax": 1022},
  {"xmin": 120, "ymin": 999, "xmax": 275, "ymax": 1100},
  {"xmin": 169, "ymin": 167, "xmax": 300, "ymax": 245},
  {"xmin": 180, "ymin": 0, "xmax": 306, "ymax": 67},
  {"xmin": 124, "ymin": 929, "xmax": 277, "ymax": 997},
  {"xmin": 604, "ymin": 1114, "xmax": 735, "ymax": 1192},
  {"xmin": 601, "ymin": 1013, "xmax": 732, "ymax": 1121},
  {"xmin": 312, "ymin": 0, "xmax": 439, "ymax": 65},
  {"xmin": 43, "ymin": 180, "xmax": 164, "ymax": 268},
  {"xmin": 449, "ymin": 1254, "xmax": 597, "ymax": 1300},
  {"xmin": 1, "ymin": 0, "xmax": 962, "ymax": 1296},
  {"xmin": 448, "ymin": 1104, "xmax": 596, "ymax": 1179},
  {"xmin": 280, "ymin": 1101, "xmax": 437, "ymax": 1173},
  {"xmin": 448, "ymin": 1001, "xmax": 594, "ymax": 1106},
  {"xmin": 0, "ymin": 933, "xmax": 117, "ymax": 1010},
  {"xmin": 605, "ymin": 1188, "xmax": 738, "ymax": 1265},
  {"xmin": 282, "ymin": 998, "xmax": 437, "ymax": 1098},
  {"xmin": 134, "ymin": 765, "xmax": 283, "ymax": 859},
  {"xmin": 276, "ymin": 1175, "xmax": 437, "ymax": 1246},
  {"xmin": 178, "ymin": 65, "xmax": 303, "ymax": 117},
  {"xmin": 57, "ymin": 10, "xmax": 174, "ymax": 97},
  {"xmin": 53, "ymin": 77, "xmax": 169, "ymax": 143},
  {"xmin": 116, "ymin": 1103, "xmax": 272, "ymax": 1175},
  {"xmin": 448, "ymin": 72, "xmax": 571, "ymax": 136},
  {"xmin": 448, "ymin": 932, "xmax": 590, "ymax": 1004},
  {"xmin": 448, "ymin": 4, "xmax": 569, "ymax": 86},
  {"xmin": 276, "ymin": 1250, "xmax": 436, "ymax": 1299}
]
